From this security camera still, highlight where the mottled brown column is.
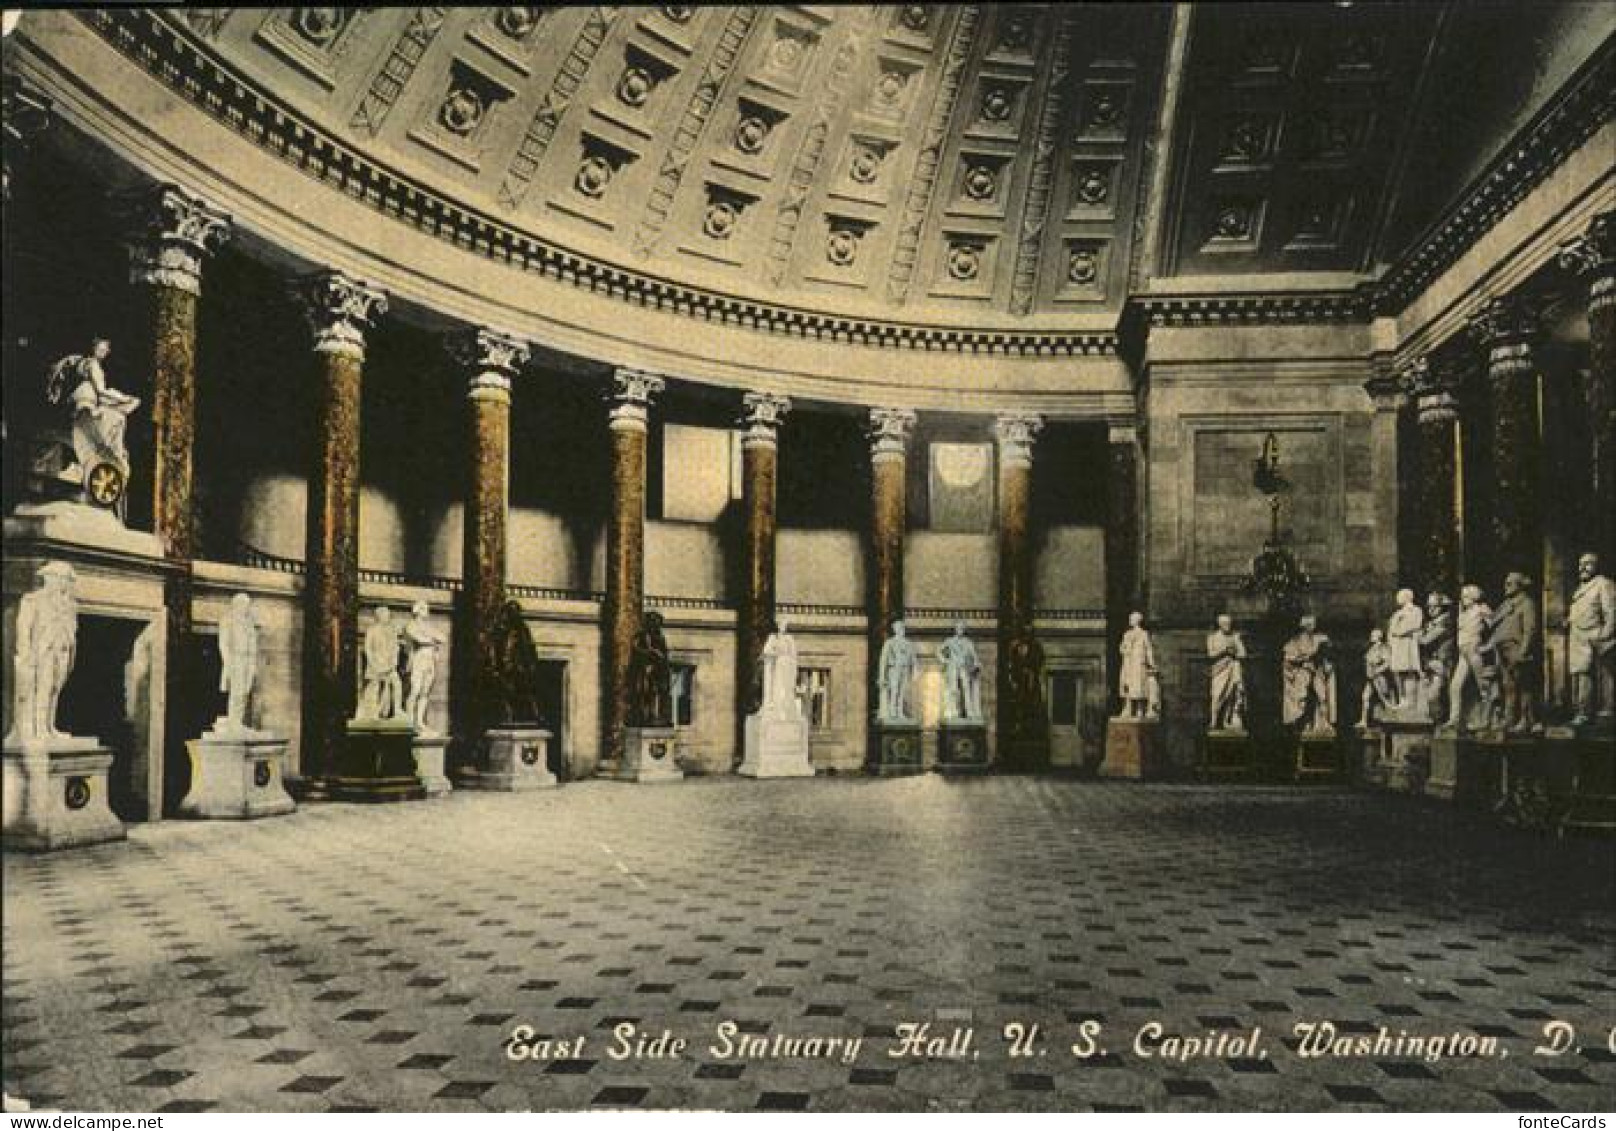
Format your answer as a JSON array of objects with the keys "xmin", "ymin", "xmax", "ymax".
[
  {"xmin": 995, "ymin": 413, "xmax": 1043, "ymax": 766},
  {"xmin": 449, "ymin": 328, "xmax": 530, "ymax": 742},
  {"xmin": 1560, "ymin": 211, "xmax": 1616, "ymax": 561},
  {"xmin": 601, "ymin": 369, "xmax": 664, "ymax": 771},
  {"xmin": 737, "ymin": 392, "xmax": 790, "ymax": 728},
  {"xmin": 124, "ymin": 185, "xmax": 230, "ymax": 820},
  {"xmin": 1104, "ymin": 422, "xmax": 1141, "ymax": 712},
  {"xmin": 867, "ymin": 407, "xmax": 917, "ymax": 759},
  {"xmin": 1399, "ymin": 354, "xmax": 1464, "ymax": 595},
  {"xmin": 295, "ymin": 272, "xmax": 387, "ymax": 787},
  {"xmin": 1469, "ymin": 295, "xmax": 1544, "ymax": 592}
]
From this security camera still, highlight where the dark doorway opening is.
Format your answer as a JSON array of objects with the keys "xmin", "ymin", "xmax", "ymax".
[
  {"xmin": 532, "ymin": 659, "xmax": 567, "ymax": 780},
  {"xmin": 56, "ymin": 615, "xmax": 150, "ymax": 821},
  {"xmin": 164, "ymin": 631, "xmax": 224, "ymax": 816}
]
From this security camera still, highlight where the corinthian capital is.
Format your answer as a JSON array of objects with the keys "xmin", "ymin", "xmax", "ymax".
[
  {"xmin": 122, "ymin": 184, "xmax": 232, "ymax": 295},
  {"xmin": 449, "ymin": 327, "xmax": 530, "ymax": 401},
  {"xmin": 993, "ymin": 412, "xmax": 1044, "ymax": 468},
  {"xmin": 1398, "ymin": 355, "xmax": 1462, "ymax": 425},
  {"xmin": 1466, "ymin": 293, "xmax": 1541, "ymax": 350},
  {"xmin": 868, "ymin": 407, "xmax": 917, "ymax": 460},
  {"xmin": 1559, "ymin": 211, "xmax": 1615, "ymax": 313},
  {"xmin": 295, "ymin": 271, "xmax": 388, "ymax": 360},
  {"xmin": 608, "ymin": 368, "xmax": 665, "ymax": 431},
  {"xmin": 739, "ymin": 392, "xmax": 791, "ymax": 448}
]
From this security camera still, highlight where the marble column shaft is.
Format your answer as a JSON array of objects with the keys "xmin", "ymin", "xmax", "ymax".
[
  {"xmin": 1104, "ymin": 424, "xmax": 1141, "ymax": 710},
  {"xmin": 1469, "ymin": 295, "xmax": 1544, "ymax": 589},
  {"xmin": 1400, "ymin": 355, "xmax": 1463, "ymax": 595},
  {"xmin": 995, "ymin": 413, "xmax": 1043, "ymax": 751},
  {"xmin": 867, "ymin": 408, "xmax": 916, "ymax": 739},
  {"xmin": 738, "ymin": 394, "xmax": 789, "ymax": 724},
  {"xmin": 296, "ymin": 272, "xmax": 387, "ymax": 782},
  {"xmin": 1560, "ymin": 211, "xmax": 1616, "ymax": 559},
  {"xmin": 1363, "ymin": 368, "xmax": 1406, "ymax": 589},
  {"xmin": 452, "ymin": 330, "xmax": 529, "ymax": 740},
  {"xmin": 602, "ymin": 370, "xmax": 663, "ymax": 768}
]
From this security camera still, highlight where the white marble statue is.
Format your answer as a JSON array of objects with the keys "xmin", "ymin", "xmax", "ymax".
[
  {"xmin": 1357, "ymin": 629, "xmax": 1396, "ymax": 730},
  {"xmin": 1386, "ymin": 588, "xmax": 1424, "ymax": 709},
  {"xmin": 46, "ymin": 339, "xmax": 140, "ymax": 504},
  {"xmin": 217, "ymin": 593, "xmax": 261, "ymax": 735},
  {"xmin": 1117, "ymin": 611, "xmax": 1160, "ymax": 719},
  {"xmin": 358, "ymin": 606, "xmax": 404, "ymax": 722},
  {"xmin": 877, "ymin": 620, "xmax": 919, "ymax": 722},
  {"xmin": 938, "ymin": 621, "xmax": 983, "ymax": 722},
  {"xmin": 1569, "ymin": 552, "xmax": 1616, "ymax": 726},
  {"xmin": 404, "ymin": 601, "xmax": 444, "ymax": 734},
  {"xmin": 759, "ymin": 618, "xmax": 801, "ymax": 720},
  {"xmin": 1282, "ymin": 614, "xmax": 1336, "ymax": 737},
  {"xmin": 1206, "ymin": 614, "xmax": 1247, "ymax": 732},
  {"xmin": 1447, "ymin": 584, "xmax": 1499, "ymax": 733},
  {"xmin": 6, "ymin": 561, "xmax": 79, "ymax": 745}
]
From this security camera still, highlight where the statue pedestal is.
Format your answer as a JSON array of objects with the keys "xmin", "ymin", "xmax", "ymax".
[
  {"xmin": 412, "ymin": 734, "xmax": 452, "ymax": 798},
  {"xmin": 1294, "ymin": 732, "xmax": 1340, "ymax": 782},
  {"xmin": 1548, "ymin": 729, "xmax": 1616, "ymax": 836},
  {"xmin": 739, "ymin": 715, "xmax": 814, "ymax": 779},
  {"xmin": 1200, "ymin": 729, "xmax": 1256, "ymax": 781},
  {"xmin": 2, "ymin": 736, "xmax": 127, "ymax": 852},
  {"xmin": 333, "ymin": 720, "xmax": 426, "ymax": 803},
  {"xmin": 178, "ymin": 728, "xmax": 295, "ymax": 819},
  {"xmin": 1101, "ymin": 717, "xmax": 1166, "ymax": 780},
  {"xmin": 462, "ymin": 727, "xmax": 556, "ymax": 791},
  {"xmin": 870, "ymin": 721, "xmax": 923, "ymax": 777},
  {"xmin": 1426, "ymin": 732, "xmax": 1501, "ymax": 806},
  {"xmin": 936, "ymin": 722, "xmax": 989, "ymax": 775},
  {"xmin": 618, "ymin": 726, "xmax": 684, "ymax": 783},
  {"xmin": 1360, "ymin": 720, "xmax": 1432, "ymax": 793}
]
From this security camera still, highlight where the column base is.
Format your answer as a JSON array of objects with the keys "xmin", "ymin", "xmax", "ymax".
[
  {"xmin": 739, "ymin": 715, "xmax": 814, "ymax": 778},
  {"xmin": 1200, "ymin": 729, "xmax": 1256, "ymax": 781},
  {"xmin": 412, "ymin": 734, "xmax": 453, "ymax": 798},
  {"xmin": 870, "ymin": 721, "xmax": 923, "ymax": 777},
  {"xmin": 936, "ymin": 722, "xmax": 989, "ymax": 775},
  {"xmin": 332, "ymin": 720, "xmax": 426, "ymax": 803},
  {"xmin": 461, "ymin": 727, "xmax": 556, "ymax": 792},
  {"xmin": 618, "ymin": 727, "xmax": 684, "ymax": 783},
  {"xmin": 2, "ymin": 736, "xmax": 127, "ymax": 852},
  {"xmin": 1101, "ymin": 717, "xmax": 1166, "ymax": 780},
  {"xmin": 178, "ymin": 729, "xmax": 296, "ymax": 819}
]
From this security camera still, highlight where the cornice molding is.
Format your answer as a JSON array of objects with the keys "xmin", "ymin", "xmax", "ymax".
[{"xmin": 1127, "ymin": 289, "xmax": 1374, "ymax": 330}]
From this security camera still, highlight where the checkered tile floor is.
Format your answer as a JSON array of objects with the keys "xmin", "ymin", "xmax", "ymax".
[{"xmin": 4, "ymin": 777, "xmax": 1614, "ymax": 1112}]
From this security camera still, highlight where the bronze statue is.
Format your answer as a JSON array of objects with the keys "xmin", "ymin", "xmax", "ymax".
[
  {"xmin": 628, "ymin": 611, "xmax": 674, "ymax": 727},
  {"xmin": 1003, "ymin": 628, "xmax": 1046, "ymax": 740},
  {"xmin": 487, "ymin": 599, "xmax": 545, "ymax": 725}
]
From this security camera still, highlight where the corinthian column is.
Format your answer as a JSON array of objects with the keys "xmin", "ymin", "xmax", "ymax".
[
  {"xmin": 737, "ymin": 392, "xmax": 790, "ymax": 729},
  {"xmin": 1559, "ymin": 211, "xmax": 1616, "ymax": 560},
  {"xmin": 867, "ymin": 407, "xmax": 917, "ymax": 760},
  {"xmin": 601, "ymin": 368, "xmax": 664, "ymax": 772},
  {"xmin": 295, "ymin": 272, "xmax": 388, "ymax": 789},
  {"xmin": 1468, "ymin": 295, "xmax": 1544, "ymax": 591},
  {"xmin": 1399, "ymin": 354, "xmax": 1463, "ymax": 595},
  {"xmin": 995, "ymin": 412, "xmax": 1044, "ymax": 769},
  {"xmin": 449, "ymin": 328, "xmax": 530, "ymax": 743}
]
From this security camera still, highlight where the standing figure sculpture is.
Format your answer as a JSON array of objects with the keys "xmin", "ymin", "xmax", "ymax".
[
  {"xmin": 1448, "ymin": 584, "xmax": 1499, "ymax": 733},
  {"xmin": 628, "ymin": 611, "xmax": 674, "ymax": 728},
  {"xmin": 1205, "ymin": 614, "xmax": 1247, "ymax": 732},
  {"xmin": 1491, "ymin": 571, "xmax": 1541, "ymax": 735},
  {"xmin": 45, "ymin": 339, "xmax": 141, "ymax": 513},
  {"xmin": 877, "ymin": 620, "xmax": 919, "ymax": 722},
  {"xmin": 217, "ymin": 593, "xmax": 261, "ymax": 734},
  {"xmin": 1003, "ymin": 628, "xmax": 1047, "ymax": 739},
  {"xmin": 1386, "ymin": 589, "xmax": 1424, "ymax": 711},
  {"xmin": 1358, "ymin": 629, "xmax": 1397, "ymax": 729},
  {"xmin": 403, "ymin": 601, "xmax": 444, "ymax": 734},
  {"xmin": 358, "ymin": 606, "xmax": 404, "ymax": 721},
  {"xmin": 1282, "ymin": 615, "xmax": 1336, "ymax": 736},
  {"xmin": 1117, "ymin": 612, "xmax": 1160, "ymax": 719},
  {"xmin": 938, "ymin": 622, "xmax": 983, "ymax": 722},
  {"xmin": 6, "ymin": 562, "xmax": 79, "ymax": 744},
  {"xmin": 1419, "ymin": 592, "xmax": 1457, "ymax": 724},
  {"xmin": 1568, "ymin": 552, "xmax": 1616, "ymax": 726},
  {"xmin": 759, "ymin": 618, "xmax": 801, "ymax": 720}
]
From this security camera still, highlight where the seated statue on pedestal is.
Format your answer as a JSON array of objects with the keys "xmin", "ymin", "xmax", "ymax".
[
  {"xmin": 628, "ymin": 611, "xmax": 674, "ymax": 728},
  {"xmin": 1357, "ymin": 629, "xmax": 1397, "ymax": 730},
  {"xmin": 1282, "ymin": 615, "xmax": 1336, "ymax": 737},
  {"xmin": 357, "ymin": 607, "xmax": 404, "ymax": 722},
  {"xmin": 1206, "ymin": 614, "xmax": 1246, "ymax": 733},
  {"xmin": 42, "ymin": 339, "xmax": 140, "ymax": 515},
  {"xmin": 5, "ymin": 562, "xmax": 79, "ymax": 746}
]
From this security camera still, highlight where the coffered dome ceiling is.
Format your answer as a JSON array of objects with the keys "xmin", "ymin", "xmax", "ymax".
[{"xmin": 16, "ymin": 3, "xmax": 1602, "ymax": 402}]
